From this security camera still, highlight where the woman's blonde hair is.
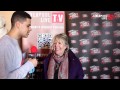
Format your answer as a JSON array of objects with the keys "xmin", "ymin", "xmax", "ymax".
[{"xmin": 50, "ymin": 33, "xmax": 69, "ymax": 52}]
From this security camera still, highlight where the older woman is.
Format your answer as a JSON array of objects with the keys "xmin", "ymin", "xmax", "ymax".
[{"xmin": 43, "ymin": 33, "xmax": 84, "ymax": 79}]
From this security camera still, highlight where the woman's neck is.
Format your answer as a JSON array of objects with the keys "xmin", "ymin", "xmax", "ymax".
[{"xmin": 55, "ymin": 53, "xmax": 64, "ymax": 58}]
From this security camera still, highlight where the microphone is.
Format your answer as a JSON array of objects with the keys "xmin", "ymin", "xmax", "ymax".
[
  {"xmin": 30, "ymin": 46, "xmax": 37, "ymax": 59},
  {"xmin": 29, "ymin": 46, "xmax": 38, "ymax": 77}
]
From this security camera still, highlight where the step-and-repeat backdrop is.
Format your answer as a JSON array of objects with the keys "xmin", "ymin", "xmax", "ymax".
[{"xmin": 66, "ymin": 11, "xmax": 120, "ymax": 79}]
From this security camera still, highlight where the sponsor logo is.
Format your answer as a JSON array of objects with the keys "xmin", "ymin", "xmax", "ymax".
[
  {"xmin": 113, "ymin": 48, "xmax": 120, "ymax": 55},
  {"xmin": 82, "ymin": 67, "xmax": 87, "ymax": 71},
  {"xmin": 103, "ymin": 67, "xmax": 109, "ymax": 71},
  {"xmin": 93, "ymin": 40, "xmax": 99, "ymax": 44},
  {"xmin": 71, "ymin": 23, "xmax": 77, "ymax": 27},
  {"xmin": 93, "ymin": 58, "xmax": 99, "ymax": 62},
  {"xmin": 101, "ymin": 57, "xmax": 112, "ymax": 64},
  {"xmin": 82, "ymin": 14, "xmax": 88, "ymax": 18},
  {"xmin": 79, "ymin": 39, "xmax": 90, "ymax": 46},
  {"xmin": 82, "ymin": 31, "xmax": 88, "ymax": 35},
  {"xmin": 71, "ymin": 40, "xmax": 77, "ymax": 44},
  {"xmin": 91, "ymin": 30, "xmax": 101, "ymax": 37},
  {"xmin": 80, "ymin": 21, "xmax": 90, "ymax": 28},
  {"xmin": 116, "ymin": 41, "xmax": 120, "ymax": 45},
  {"xmin": 100, "ymin": 74, "xmax": 111, "ymax": 79},
  {"xmin": 83, "ymin": 74, "xmax": 89, "ymax": 79},
  {"xmin": 105, "ymin": 31, "xmax": 110, "ymax": 35},
  {"xmin": 117, "ymin": 23, "xmax": 120, "ymax": 27},
  {"xmin": 90, "ymin": 48, "xmax": 101, "ymax": 55},
  {"xmin": 102, "ymin": 39, "xmax": 112, "ymax": 46},
  {"xmin": 114, "ymin": 76, "xmax": 119, "ymax": 79},
  {"xmin": 92, "ymin": 76, "xmax": 98, "ymax": 79},
  {"xmin": 70, "ymin": 47, "xmax": 79, "ymax": 54},
  {"xmin": 93, "ymin": 23, "xmax": 99, "ymax": 26},
  {"xmin": 114, "ymin": 12, "xmax": 120, "ymax": 19},
  {"xmin": 104, "ymin": 50, "xmax": 110, "ymax": 54},
  {"xmin": 82, "ymin": 49, "xmax": 88, "ymax": 53},
  {"xmin": 113, "ymin": 30, "xmax": 120, "ymax": 37},
  {"xmin": 68, "ymin": 30, "xmax": 79, "ymax": 37},
  {"xmin": 115, "ymin": 59, "xmax": 120, "ymax": 63},
  {"xmin": 79, "ymin": 56, "xmax": 90, "ymax": 63},
  {"xmin": 69, "ymin": 12, "xmax": 79, "ymax": 19},
  {"xmin": 90, "ymin": 65, "xmax": 100, "ymax": 72},
  {"xmin": 91, "ymin": 12, "xmax": 101, "ymax": 19},
  {"xmin": 102, "ymin": 21, "xmax": 113, "ymax": 28},
  {"xmin": 112, "ymin": 66, "xmax": 120, "ymax": 73}
]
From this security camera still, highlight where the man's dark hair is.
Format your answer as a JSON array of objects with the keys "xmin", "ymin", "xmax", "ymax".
[{"xmin": 11, "ymin": 11, "xmax": 31, "ymax": 27}]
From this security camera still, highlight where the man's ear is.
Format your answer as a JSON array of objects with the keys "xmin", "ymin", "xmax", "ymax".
[{"xmin": 15, "ymin": 21, "xmax": 21, "ymax": 28}]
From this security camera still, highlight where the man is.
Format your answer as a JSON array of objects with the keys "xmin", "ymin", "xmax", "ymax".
[{"xmin": 0, "ymin": 11, "xmax": 38, "ymax": 79}]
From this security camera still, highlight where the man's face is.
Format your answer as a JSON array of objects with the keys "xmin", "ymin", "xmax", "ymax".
[{"xmin": 20, "ymin": 18, "xmax": 31, "ymax": 38}]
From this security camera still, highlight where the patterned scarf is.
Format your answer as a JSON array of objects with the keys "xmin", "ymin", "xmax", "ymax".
[{"xmin": 47, "ymin": 51, "xmax": 68, "ymax": 79}]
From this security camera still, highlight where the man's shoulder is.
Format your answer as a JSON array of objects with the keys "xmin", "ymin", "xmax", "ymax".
[{"xmin": 0, "ymin": 35, "xmax": 11, "ymax": 48}]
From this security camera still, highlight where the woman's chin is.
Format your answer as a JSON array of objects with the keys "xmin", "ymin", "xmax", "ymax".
[{"xmin": 55, "ymin": 52, "xmax": 59, "ymax": 55}]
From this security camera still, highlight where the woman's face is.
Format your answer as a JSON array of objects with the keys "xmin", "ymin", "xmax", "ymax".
[{"xmin": 53, "ymin": 38, "xmax": 67, "ymax": 56}]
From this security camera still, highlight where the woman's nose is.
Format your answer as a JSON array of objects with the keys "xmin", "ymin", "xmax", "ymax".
[{"xmin": 55, "ymin": 43, "xmax": 59, "ymax": 46}]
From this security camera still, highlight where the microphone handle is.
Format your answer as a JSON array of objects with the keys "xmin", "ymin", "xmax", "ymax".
[
  {"xmin": 28, "ymin": 53, "xmax": 37, "ymax": 79},
  {"xmin": 34, "ymin": 53, "xmax": 37, "ymax": 59}
]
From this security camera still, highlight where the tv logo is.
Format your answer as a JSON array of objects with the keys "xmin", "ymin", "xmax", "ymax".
[{"xmin": 52, "ymin": 13, "xmax": 64, "ymax": 23}]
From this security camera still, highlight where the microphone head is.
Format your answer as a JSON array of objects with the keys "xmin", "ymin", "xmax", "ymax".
[{"xmin": 31, "ymin": 46, "xmax": 37, "ymax": 53}]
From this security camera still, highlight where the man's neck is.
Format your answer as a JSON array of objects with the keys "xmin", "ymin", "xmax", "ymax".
[{"xmin": 7, "ymin": 29, "xmax": 21, "ymax": 40}]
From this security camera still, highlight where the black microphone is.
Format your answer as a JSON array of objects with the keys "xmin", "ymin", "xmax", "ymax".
[
  {"xmin": 28, "ymin": 46, "xmax": 38, "ymax": 78},
  {"xmin": 27, "ymin": 46, "xmax": 38, "ymax": 59}
]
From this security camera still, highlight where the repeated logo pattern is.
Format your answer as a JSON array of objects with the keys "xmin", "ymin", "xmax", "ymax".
[{"xmin": 66, "ymin": 11, "xmax": 120, "ymax": 79}]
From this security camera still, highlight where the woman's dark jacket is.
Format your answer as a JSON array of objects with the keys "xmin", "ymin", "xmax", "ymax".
[{"xmin": 43, "ymin": 50, "xmax": 84, "ymax": 79}]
